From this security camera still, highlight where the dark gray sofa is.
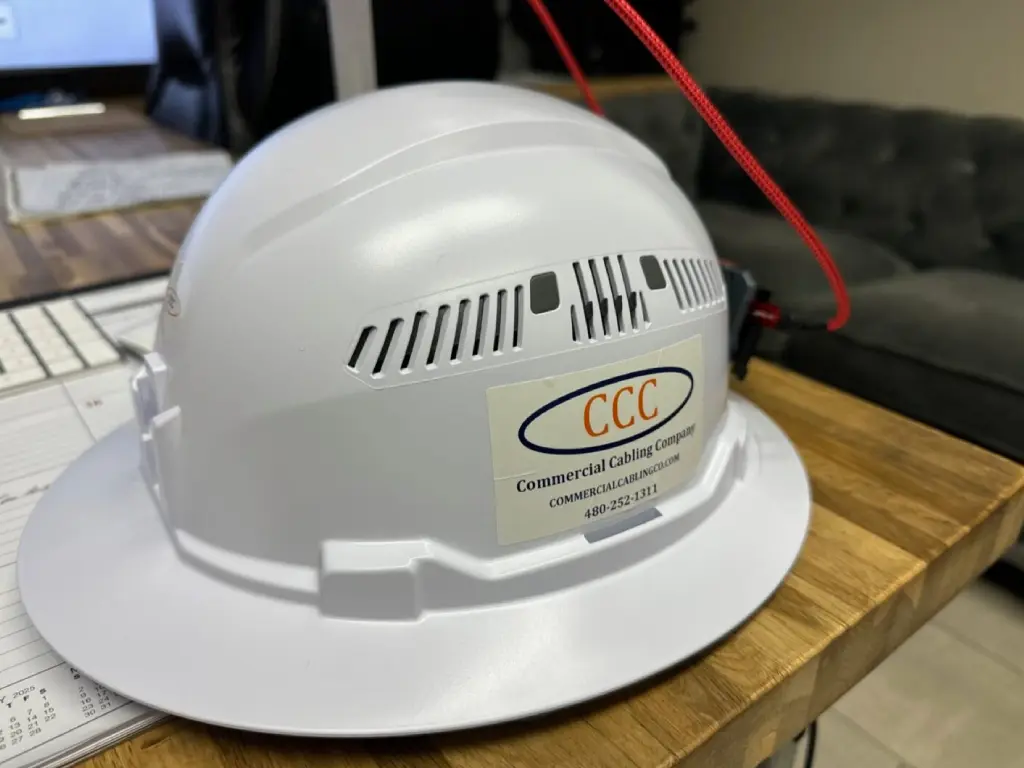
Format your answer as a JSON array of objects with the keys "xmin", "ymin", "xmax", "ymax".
[{"xmin": 600, "ymin": 86, "xmax": 1024, "ymax": 470}]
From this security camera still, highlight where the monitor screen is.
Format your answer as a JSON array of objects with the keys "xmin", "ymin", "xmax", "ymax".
[{"xmin": 0, "ymin": 0, "xmax": 157, "ymax": 72}]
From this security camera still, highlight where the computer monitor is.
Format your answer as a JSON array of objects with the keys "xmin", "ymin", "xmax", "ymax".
[{"xmin": 0, "ymin": 0, "xmax": 157, "ymax": 99}]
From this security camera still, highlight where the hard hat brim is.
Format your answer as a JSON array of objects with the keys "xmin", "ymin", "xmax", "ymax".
[{"xmin": 17, "ymin": 394, "xmax": 810, "ymax": 737}]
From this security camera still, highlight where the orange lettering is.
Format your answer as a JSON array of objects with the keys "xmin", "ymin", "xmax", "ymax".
[
  {"xmin": 638, "ymin": 378, "xmax": 658, "ymax": 420},
  {"xmin": 612, "ymin": 386, "xmax": 635, "ymax": 429},
  {"xmin": 584, "ymin": 393, "xmax": 608, "ymax": 436}
]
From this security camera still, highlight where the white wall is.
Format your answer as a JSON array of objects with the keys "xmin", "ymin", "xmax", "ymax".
[{"xmin": 686, "ymin": 0, "xmax": 1024, "ymax": 118}]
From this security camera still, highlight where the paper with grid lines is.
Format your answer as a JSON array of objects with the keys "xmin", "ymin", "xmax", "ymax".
[
  {"xmin": 0, "ymin": 271, "xmax": 169, "ymax": 768},
  {"xmin": 0, "ymin": 366, "xmax": 164, "ymax": 767}
]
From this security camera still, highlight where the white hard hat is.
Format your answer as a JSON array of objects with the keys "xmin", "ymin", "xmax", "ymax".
[{"xmin": 18, "ymin": 81, "xmax": 810, "ymax": 736}]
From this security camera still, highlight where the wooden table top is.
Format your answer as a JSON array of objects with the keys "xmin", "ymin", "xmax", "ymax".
[
  {"xmin": 0, "ymin": 105, "xmax": 200, "ymax": 308},
  {"xmin": 79, "ymin": 361, "xmax": 1023, "ymax": 768},
  {"xmin": 2, "ymin": 101, "xmax": 1022, "ymax": 768}
]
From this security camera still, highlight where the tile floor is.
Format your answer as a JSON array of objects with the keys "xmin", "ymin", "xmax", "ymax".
[{"xmin": 795, "ymin": 566, "xmax": 1024, "ymax": 768}]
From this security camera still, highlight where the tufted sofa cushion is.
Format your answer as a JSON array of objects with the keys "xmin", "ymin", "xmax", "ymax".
[
  {"xmin": 601, "ymin": 89, "xmax": 705, "ymax": 197},
  {"xmin": 697, "ymin": 202, "xmax": 913, "ymax": 312},
  {"xmin": 784, "ymin": 269, "xmax": 1024, "ymax": 462},
  {"xmin": 697, "ymin": 88, "xmax": 1024, "ymax": 279}
]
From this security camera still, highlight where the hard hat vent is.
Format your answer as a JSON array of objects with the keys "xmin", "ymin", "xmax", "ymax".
[
  {"xmin": 343, "ymin": 252, "xmax": 730, "ymax": 390},
  {"xmin": 569, "ymin": 254, "xmax": 648, "ymax": 342},
  {"xmin": 663, "ymin": 256, "xmax": 726, "ymax": 311},
  {"xmin": 346, "ymin": 283, "xmax": 527, "ymax": 380}
]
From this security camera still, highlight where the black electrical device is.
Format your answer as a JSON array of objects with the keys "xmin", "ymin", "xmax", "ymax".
[{"xmin": 721, "ymin": 262, "xmax": 764, "ymax": 381}]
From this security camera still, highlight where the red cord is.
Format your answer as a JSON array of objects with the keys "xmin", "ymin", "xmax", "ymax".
[
  {"xmin": 525, "ymin": 0, "xmax": 850, "ymax": 332},
  {"xmin": 523, "ymin": 0, "xmax": 603, "ymax": 116}
]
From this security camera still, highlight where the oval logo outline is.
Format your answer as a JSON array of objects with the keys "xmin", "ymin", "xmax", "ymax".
[{"xmin": 517, "ymin": 366, "xmax": 694, "ymax": 456}]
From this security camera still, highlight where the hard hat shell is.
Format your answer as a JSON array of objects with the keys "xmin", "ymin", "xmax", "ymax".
[
  {"xmin": 19, "ymin": 81, "xmax": 810, "ymax": 736},
  {"xmin": 142, "ymin": 80, "xmax": 731, "ymax": 614}
]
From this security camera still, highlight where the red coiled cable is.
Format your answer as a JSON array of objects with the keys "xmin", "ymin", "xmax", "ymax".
[{"xmin": 526, "ymin": 0, "xmax": 851, "ymax": 332}]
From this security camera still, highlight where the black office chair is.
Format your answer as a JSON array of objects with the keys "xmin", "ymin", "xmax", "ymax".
[
  {"xmin": 147, "ymin": 0, "xmax": 335, "ymax": 156},
  {"xmin": 507, "ymin": 0, "xmax": 695, "ymax": 75},
  {"xmin": 145, "ymin": 0, "xmax": 226, "ymax": 147},
  {"xmin": 147, "ymin": 0, "xmax": 501, "ymax": 157},
  {"xmin": 373, "ymin": 0, "xmax": 501, "ymax": 87}
]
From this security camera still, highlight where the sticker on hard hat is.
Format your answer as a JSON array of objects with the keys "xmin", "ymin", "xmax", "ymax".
[{"xmin": 486, "ymin": 335, "xmax": 704, "ymax": 545}]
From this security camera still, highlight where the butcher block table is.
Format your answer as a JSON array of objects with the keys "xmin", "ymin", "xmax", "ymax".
[{"xmin": 1, "ymin": 108, "xmax": 1022, "ymax": 768}]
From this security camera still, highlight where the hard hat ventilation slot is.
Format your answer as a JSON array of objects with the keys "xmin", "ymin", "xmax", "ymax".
[
  {"xmin": 372, "ymin": 318, "xmax": 403, "ymax": 377},
  {"xmin": 615, "ymin": 254, "xmax": 639, "ymax": 331},
  {"xmin": 679, "ymin": 259, "xmax": 697, "ymax": 305},
  {"xmin": 680, "ymin": 260, "xmax": 699, "ymax": 306},
  {"xmin": 349, "ymin": 286, "xmax": 526, "ymax": 379},
  {"xmin": 512, "ymin": 285, "xmax": 524, "ymax": 349},
  {"xmin": 709, "ymin": 260, "xmax": 725, "ymax": 297},
  {"xmin": 706, "ymin": 261, "xmax": 723, "ymax": 298},
  {"xmin": 587, "ymin": 260, "xmax": 610, "ymax": 337},
  {"xmin": 664, "ymin": 259, "xmax": 683, "ymax": 307},
  {"xmin": 425, "ymin": 305, "xmax": 450, "ymax": 367},
  {"xmin": 687, "ymin": 260, "xmax": 709, "ymax": 304},
  {"xmin": 400, "ymin": 311, "xmax": 428, "ymax": 372},
  {"xmin": 664, "ymin": 258, "xmax": 724, "ymax": 311},
  {"xmin": 492, "ymin": 289, "xmax": 507, "ymax": 353},
  {"xmin": 472, "ymin": 294, "xmax": 489, "ymax": 358},
  {"xmin": 450, "ymin": 299, "xmax": 472, "ymax": 362},
  {"xmin": 346, "ymin": 326, "xmax": 376, "ymax": 372},
  {"xmin": 571, "ymin": 257, "xmax": 644, "ymax": 341},
  {"xmin": 571, "ymin": 262, "xmax": 595, "ymax": 340}
]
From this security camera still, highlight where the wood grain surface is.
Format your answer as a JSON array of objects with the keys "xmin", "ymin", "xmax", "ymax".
[
  {"xmin": 0, "ymin": 109, "xmax": 200, "ymax": 309},
  {"xmin": 78, "ymin": 361, "xmax": 1024, "ymax": 768}
]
